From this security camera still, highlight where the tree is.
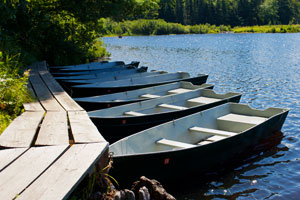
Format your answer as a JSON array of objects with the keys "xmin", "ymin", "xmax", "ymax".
[
  {"xmin": 0, "ymin": 0, "xmax": 151, "ymax": 65},
  {"xmin": 278, "ymin": 0, "xmax": 292, "ymax": 24}
]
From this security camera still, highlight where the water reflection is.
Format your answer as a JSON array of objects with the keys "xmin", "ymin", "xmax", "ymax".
[{"xmin": 103, "ymin": 34, "xmax": 300, "ymax": 199}]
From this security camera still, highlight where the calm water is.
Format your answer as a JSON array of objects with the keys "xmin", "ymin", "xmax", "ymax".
[{"xmin": 103, "ymin": 34, "xmax": 300, "ymax": 199}]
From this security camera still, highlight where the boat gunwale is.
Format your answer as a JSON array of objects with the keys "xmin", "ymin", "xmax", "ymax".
[{"xmin": 110, "ymin": 103, "xmax": 289, "ymax": 158}]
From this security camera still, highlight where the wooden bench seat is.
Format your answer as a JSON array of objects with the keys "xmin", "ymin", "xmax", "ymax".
[
  {"xmin": 158, "ymin": 104, "xmax": 187, "ymax": 110},
  {"xmin": 217, "ymin": 113, "xmax": 267, "ymax": 125},
  {"xmin": 156, "ymin": 138, "xmax": 196, "ymax": 148},
  {"xmin": 167, "ymin": 88, "xmax": 192, "ymax": 94},
  {"xmin": 189, "ymin": 126, "xmax": 237, "ymax": 137},
  {"xmin": 139, "ymin": 94, "xmax": 161, "ymax": 99},
  {"xmin": 198, "ymin": 135, "xmax": 227, "ymax": 146},
  {"xmin": 124, "ymin": 111, "xmax": 146, "ymax": 116},
  {"xmin": 187, "ymin": 96, "xmax": 220, "ymax": 106}
]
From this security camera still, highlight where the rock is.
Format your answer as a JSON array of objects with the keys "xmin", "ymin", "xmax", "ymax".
[
  {"xmin": 124, "ymin": 189, "xmax": 135, "ymax": 200},
  {"xmin": 132, "ymin": 176, "xmax": 176, "ymax": 200},
  {"xmin": 89, "ymin": 191, "xmax": 102, "ymax": 200},
  {"xmin": 138, "ymin": 186, "xmax": 150, "ymax": 200},
  {"xmin": 114, "ymin": 190, "xmax": 125, "ymax": 200}
]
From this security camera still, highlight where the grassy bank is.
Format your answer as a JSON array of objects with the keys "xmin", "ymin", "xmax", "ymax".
[
  {"xmin": 233, "ymin": 25, "xmax": 300, "ymax": 33},
  {"xmin": 0, "ymin": 53, "xmax": 34, "ymax": 134},
  {"xmin": 101, "ymin": 19, "xmax": 300, "ymax": 36}
]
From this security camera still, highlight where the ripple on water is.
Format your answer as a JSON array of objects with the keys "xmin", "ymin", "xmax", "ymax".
[{"xmin": 103, "ymin": 33, "xmax": 300, "ymax": 199}]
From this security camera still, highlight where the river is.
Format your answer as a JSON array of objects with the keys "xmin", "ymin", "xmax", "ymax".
[{"xmin": 103, "ymin": 33, "xmax": 300, "ymax": 199}]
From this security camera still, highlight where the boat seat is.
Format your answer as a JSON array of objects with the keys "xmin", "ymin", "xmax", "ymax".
[
  {"xmin": 158, "ymin": 104, "xmax": 187, "ymax": 110},
  {"xmin": 198, "ymin": 135, "xmax": 227, "ymax": 146},
  {"xmin": 167, "ymin": 88, "xmax": 192, "ymax": 94},
  {"xmin": 217, "ymin": 114, "xmax": 267, "ymax": 125},
  {"xmin": 139, "ymin": 94, "xmax": 161, "ymax": 99},
  {"xmin": 124, "ymin": 111, "xmax": 146, "ymax": 116},
  {"xmin": 187, "ymin": 97, "xmax": 220, "ymax": 106},
  {"xmin": 156, "ymin": 138, "xmax": 196, "ymax": 148},
  {"xmin": 189, "ymin": 126, "xmax": 237, "ymax": 137}
]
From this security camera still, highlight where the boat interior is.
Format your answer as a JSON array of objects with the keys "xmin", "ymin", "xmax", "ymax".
[
  {"xmin": 110, "ymin": 103, "xmax": 287, "ymax": 156},
  {"xmin": 73, "ymin": 72, "xmax": 193, "ymax": 88},
  {"xmin": 121, "ymin": 89, "xmax": 240, "ymax": 116},
  {"xmin": 74, "ymin": 82, "xmax": 214, "ymax": 103},
  {"xmin": 65, "ymin": 71, "xmax": 166, "ymax": 84},
  {"xmin": 88, "ymin": 89, "xmax": 240, "ymax": 118}
]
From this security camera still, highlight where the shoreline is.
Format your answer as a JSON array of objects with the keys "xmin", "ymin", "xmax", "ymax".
[{"xmin": 102, "ymin": 23, "xmax": 300, "ymax": 37}]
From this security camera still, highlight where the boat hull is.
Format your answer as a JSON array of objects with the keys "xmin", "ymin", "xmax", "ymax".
[
  {"xmin": 71, "ymin": 76, "xmax": 208, "ymax": 97},
  {"xmin": 90, "ymin": 95, "xmax": 241, "ymax": 143},
  {"xmin": 110, "ymin": 111, "xmax": 288, "ymax": 188},
  {"xmin": 75, "ymin": 83, "xmax": 214, "ymax": 111}
]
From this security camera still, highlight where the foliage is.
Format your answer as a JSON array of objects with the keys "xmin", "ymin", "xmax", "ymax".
[
  {"xmin": 158, "ymin": 0, "xmax": 300, "ymax": 26},
  {"xmin": 0, "ymin": 53, "xmax": 34, "ymax": 134},
  {"xmin": 0, "ymin": 0, "xmax": 157, "ymax": 66},
  {"xmin": 101, "ymin": 18, "xmax": 232, "ymax": 36}
]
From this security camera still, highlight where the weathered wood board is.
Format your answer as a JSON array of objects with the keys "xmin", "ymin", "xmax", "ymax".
[
  {"xmin": 17, "ymin": 143, "xmax": 108, "ymax": 200},
  {"xmin": 29, "ymin": 68, "xmax": 64, "ymax": 111},
  {"xmin": 0, "ymin": 145, "xmax": 68, "ymax": 200},
  {"xmin": 23, "ymin": 83, "xmax": 45, "ymax": 112},
  {"xmin": 35, "ymin": 112, "xmax": 69, "ymax": 146},
  {"xmin": 0, "ymin": 148, "xmax": 28, "ymax": 171},
  {"xmin": 38, "ymin": 61, "xmax": 83, "ymax": 111},
  {"xmin": 0, "ymin": 111, "xmax": 44, "ymax": 148},
  {"xmin": 68, "ymin": 111, "xmax": 106, "ymax": 143}
]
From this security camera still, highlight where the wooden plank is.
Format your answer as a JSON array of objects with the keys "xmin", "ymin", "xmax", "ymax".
[
  {"xmin": 139, "ymin": 94, "xmax": 161, "ymax": 99},
  {"xmin": 156, "ymin": 138, "xmax": 196, "ymax": 148},
  {"xmin": 217, "ymin": 113, "xmax": 267, "ymax": 125},
  {"xmin": 189, "ymin": 127, "xmax": 237, "ymax": 137},
  {"xmin": 0, "ymin": 148, "xmax": 28, "ymax": 171},
  {"xmin": 0, "ymin": 145, "xmax": 68, "ymax": 200},
  {"xmin": 158, "ymin": 104, "xmax": 187, "ymax": 110},
  {"xmin": 18, "ymin": 143, "xmax": 108, "ymax": 200},
  {"xmin": 68, "ymin": 111, "xmax": 106, "ymax": 143},
  {"xmin": 35, "ymin": 112, "xmax": 69, "ymax": 146},
  {"xmin": 206, "ymin": 135, "xmax": 227, "ymax": 142},
  {"xmin": 124, "ymin": 111, "xmax": 146, "ymax": 116},
  {"xmin": 23, "ymin": 83, "xmax": 44, "ymax": 112},
  {"xmin": 187, "ymin": 96, "xmax": 220, "ymax": 104},
  {"xmin": 167, "ymin": 88, "xmax": 192, "ymax": 94},
  {"xmin": 29, "ymin": 68, "xmax": 64, "ymax": 111},
  {"xmin": 0, "ymin": 111, "xmax": 44, "ymax": 148},
  {"xmin": 38, "ymin": 61, "xmax": 84, "ymax": 111}
]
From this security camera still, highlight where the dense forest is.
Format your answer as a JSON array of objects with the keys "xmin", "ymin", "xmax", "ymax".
[{"xmin": 137, "ymin": 0, "xmax": 300, "ymax": 26}]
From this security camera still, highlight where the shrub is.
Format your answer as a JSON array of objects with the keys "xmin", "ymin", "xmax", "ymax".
[{"xmin": 0, "ymin": 53, "xmax": 34, "ymax": 134}]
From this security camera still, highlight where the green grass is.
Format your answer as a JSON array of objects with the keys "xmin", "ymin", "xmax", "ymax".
[
  {"xmin": 0, "ymin": 53, "xmax": 34, "ymax": 134},
  {"xmin": 233, "ymin": 25, "xmax": 300, "ymax": 33},
  {"xmin": 101, "ymin": 19, "xmax": 300, "ymax": 36}
]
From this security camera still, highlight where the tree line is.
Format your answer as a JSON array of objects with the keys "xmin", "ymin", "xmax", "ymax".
[{"xmin": 154, "ymin": 0, "xmax": 300, "ymax": 26}]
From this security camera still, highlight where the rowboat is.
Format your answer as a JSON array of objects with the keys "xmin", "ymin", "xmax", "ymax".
[
  {"xmin": 50, "ymin": 61, "xmax": 139, "ymax": 72},
  {"xmin": 75, "ymin": 81, "xmax": 214, "ymax": 111},
  {"xmin": 71, "ymin": 72, "xmax": 209, "ymax": 97},
  {"xmin": 109, "ymin": 103, "xmax": 289, "ymax": 186},
  {"xmin": 60, "ymin": 71, "xmax": 167, "ymax": 88},
  {"xmin": 88, "ymin": 89, "xmax": 241, "ymax": 142},
  {"xmin": 54, "ymin": 67, "xmax": 148, "ymax": 81},
  {"xmin": 51, "ymin": 62, "xmax": 139, "ymax": 77}
]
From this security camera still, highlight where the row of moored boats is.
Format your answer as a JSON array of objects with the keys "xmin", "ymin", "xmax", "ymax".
[{"xmin": 50, "ymin": 60, "xmax": 289, "ymax": 185}]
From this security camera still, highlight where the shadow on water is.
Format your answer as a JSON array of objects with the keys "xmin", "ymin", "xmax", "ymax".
[{"xmin": 166, "ymin": 131, "xmax": 287, "ymax": 199}]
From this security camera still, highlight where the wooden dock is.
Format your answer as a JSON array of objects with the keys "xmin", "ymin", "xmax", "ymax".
[{"xmin": 0, "ymin": 61, "xmax": 109, "ymax": 199}]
